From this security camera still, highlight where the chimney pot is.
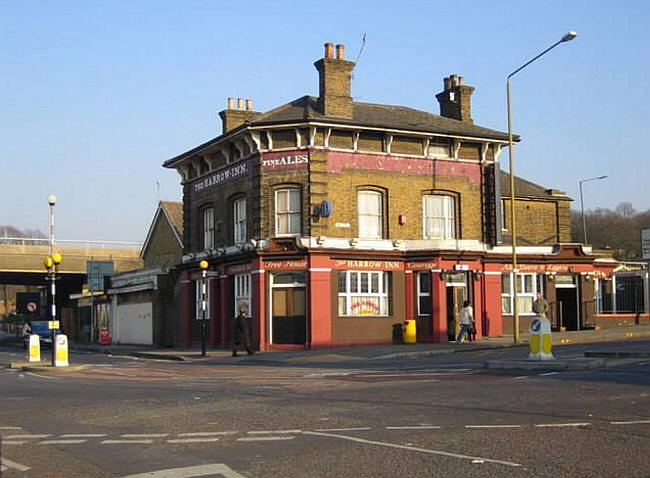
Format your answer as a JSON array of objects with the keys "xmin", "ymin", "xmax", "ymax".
[
  {"xmin": 245, "ymin": 98, "xmax": 253, "ymax": 111},
  {"xmin": 459, "ymin": 76, "xmax": 465, "ymax": 86},
  {"xmin": 227, "ymin": 97, "xmax": 235, "ymax": 109},
  {"xmin": 237, "ymin": 98, "xmax": 245, "ymax": 110},
  {"xmin": 335, "ymin": 44, "xmax": 345, "ymax": 60},
  {"xmin": 324, "ymin": 42, "xmax": 334, "ymax": 59},
  {"xmin": 443, "ymin": 77, "xmax": 451, "ymax": 90}
]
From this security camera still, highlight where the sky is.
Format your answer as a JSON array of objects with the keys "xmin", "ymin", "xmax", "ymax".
[{"xmin": 2, "ymin": 0, "xmax": 648, "ymax": 242}]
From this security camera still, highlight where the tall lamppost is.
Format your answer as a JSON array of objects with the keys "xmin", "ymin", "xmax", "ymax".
[
  {"xmin": 198, "ymin": 260, "xmax": 209, "ymax": 357},
  {"xmin": 48, "ymin": 195, "xmax": 56, "ymax": 256},
  {"xmin": 580, "ymin": 175, "xmax": 608, "ymax": 244},
  {"xmin": 44, "ymin": 252, "xmax": 62, "ymax": 366},
  {"xmin": 507, "ymin": 31, "xmax": 577, "ymax": 342}
]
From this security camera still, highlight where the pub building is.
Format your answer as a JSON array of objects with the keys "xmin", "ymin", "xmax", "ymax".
[{"xmin": 163, "ymin": 42, "xmax": 618, "ymax": 350}]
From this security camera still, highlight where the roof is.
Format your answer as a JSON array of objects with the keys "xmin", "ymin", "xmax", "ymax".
[
  {"xmin": 500, "ymin": 171, "xmax": 572, "ymax": 201},
  {"xmin": 164, "ymin": 96, "xmax": 513, "ymax": 167},
  {"xmin": 140, "ymin": 201, "xmax": 184, "ymax": 260},
  {"xmin": 160, "ymin": 201, "xmax": 184, "ymax": 238}
]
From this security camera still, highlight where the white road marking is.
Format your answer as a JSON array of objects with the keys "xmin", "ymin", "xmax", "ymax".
[
  {"xmin": 314, "ymin": 427, "xmax": 372, "ymax": 432},
  {"xmin": 303, "ymin": 431, "xmax": 521, "ymax": 467},
  {"xmin": 40, "ymin": 439, "xmax": 87, "ymax": 445},
  {"xmin": 60, "ymin": 433, "xmax": 107, "ymax": 438},
  {"xmin": 611, "ymin": 420, "xmax": 650, "ymax": 425},
  {"xmin": 236, "ymin": 436, "xmax": 295, "ymax": 442},
  {"xmin": 386, "ymin": 426, "xmax": 442, "ymax": 430},
  {"xmin": 121, "ymin": 433, "xmax": 169, "ymax": 438},
  {"xmin": 5, "ymin": 434, "xmax": 51, "ymax": 439},
  {"xmin": 534, "ymin": 422, "xmax": 590, "ymax": 427},
  {"xmin": 538, "ymin": 372, "xmax": 559, "ymax": 376},
  {"xmin": 1, "ymin": 457, "xmax": 31, "ymax": 472},
  {"xmin": 25, "ymin": 372, "xmax": 58, "ymax": 380},
  {"xmin": 167, "ymin": 438, "xmax": 221, "ymax": 443},
  {"xmin": 177, "ymin": 431, "xmax": 237, "ymax": 437},
  {"xmin": 0, "ymin": 426, "xmax": 22, "ymax": 430},
  {"xmin": 513, "ymin": 376, "xmax": 528, "ymax": 380},
  {"xmin": 119, "ymin": 463, "xmax": 247, "ymax": 478},
  {"xmin": 247, "ymin": 429, "xmax": 301, "ymax": 435},
  {"xmin": 102, "ymin": 439, "xmax": 154, "ymax": 444},
  {"xmin": 2, "ymin": 440, "xmax": 28, "ymax": 445},
  {"xmin": 465, "ymin": 425, "xmax": 522, "ymax": 429}
]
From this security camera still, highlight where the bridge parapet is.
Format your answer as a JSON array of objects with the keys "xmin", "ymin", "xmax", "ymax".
[{"xmin": 0, "ymin": 239, "xmax": 143, "ymax": 274}]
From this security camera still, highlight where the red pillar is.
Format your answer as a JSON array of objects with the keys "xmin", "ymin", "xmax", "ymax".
[
  {"xmin": 309, "ymin": 255, "xmax": 332, "ymax": 348},
  {"xmin": 179, "ymin": 271, "xmax": 191, "ymax": 346},
  {"xmin": 252, "ymin": 261, "xmax": 267, "ymax": 351},
  {"xmin": 405, "ymin": 271, "xmax": 414, "ymax": 319},
  {"xmin": 210, "ymin": 276, "xmax": 220, "ymax": 346},
  {"xmin": 219, "ymin": 274, "xmax": 230, "ymax": 347},
  {"xmin": 431, "ymin": 271, "xmax": 448, "ymax": 342},
  {"xmin": 484, "ymin": 272, "xmax": 503, "ymax": 336},
  {"xmin": 472, "ymin": 274, "xmax": 484, "ymax": 340}
]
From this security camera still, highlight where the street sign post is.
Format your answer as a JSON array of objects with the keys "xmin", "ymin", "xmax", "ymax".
[{"xmin": 643, "ymin": 229, "xmax": 650, "ymax": 318}]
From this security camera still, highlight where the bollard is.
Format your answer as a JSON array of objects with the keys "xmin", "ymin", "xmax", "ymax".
[
  {"xmin": 54, "ymin": 334, "xmax": 69, "ymax": 367},
  {"xmin": 28, "ymin": 335, "xmax": 41, "ymax": 362},
  {"xmin": 528, "ymin": 315, "xmax": 553, "ymax": 361}
]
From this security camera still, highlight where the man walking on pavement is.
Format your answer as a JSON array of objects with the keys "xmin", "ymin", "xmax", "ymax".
[{"xmin": 232, "ymin": 305, "xmax": 254, "ymax": 357}]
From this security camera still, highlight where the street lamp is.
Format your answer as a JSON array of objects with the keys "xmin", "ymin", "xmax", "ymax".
[
  {"xmin": 198, "ymin": 260, "xmax": 209, "ymax": 357},
  {"xmin": 47, "ymin": 195, "xmax": 56, "ymax": 257},
  {"xmin": 579, "ymin": 175, "xmax": 608, "ymax": 244},
  {"xmin": 507, "ymin": 31, "xmax": 577, "ymax": 343}
]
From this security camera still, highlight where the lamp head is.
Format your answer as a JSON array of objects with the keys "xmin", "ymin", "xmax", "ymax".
[
  {"xmin": 47, "ymin": 195, "xmax": 57, "ymax": 206},
  {"xmin": 199, "ymin": 260, "xmax": 208, "ymax": 270},
  {"xmin": 43, "ymin": 257, "xmax": 53, "ymax": 269},
  {"xmin": 561, "ymin": 31, "xmax": 578, "ymax": 42},
  {"xmin": 52, "ymin": 253, "xmax": 62, "ymax": 265},
  {"xmin": 597, "ymin": 175, "xmax": 608, "ymax": 180}
]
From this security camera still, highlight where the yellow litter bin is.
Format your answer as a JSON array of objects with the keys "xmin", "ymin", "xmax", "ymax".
[{"xmin": 403, "ymin": 319, "xmax": 417, "ymax": 344}]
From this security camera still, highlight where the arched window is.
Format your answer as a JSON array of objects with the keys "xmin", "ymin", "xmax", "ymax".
[
  {"xmin": 275, "ymin": 188, "xmax": 301, "ymax": 236},
  {"xmin": 358, "ymin": 190, "xmax": 383, "ymax": 239},
  {"xmin": 423, "ymin": 195, "xmax": 455, "ymax": 239},
  {"xmin": 233, "ymin": 197, "xmax": 246, "ymax": 243},
  {"xmin": 202, "ymin": 207, "xmax": 215, "ymax": 250}
]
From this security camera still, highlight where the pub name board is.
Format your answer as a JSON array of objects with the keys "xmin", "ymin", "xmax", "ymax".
[
  {"xmin": 261, "ymin": 152, "xmax": 309, "ymax": 171},
  {"xmin": 193, "ymin": 161, "xmax": 249, "ymax": 194}
]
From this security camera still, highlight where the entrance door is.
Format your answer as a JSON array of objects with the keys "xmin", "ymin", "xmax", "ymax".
[
  {"xmin": 271, "ymin": 272, "xmax": 306, "ymax": 345},
  {"xmin": 555, "ymin": 275, "xmax": 579, "ymax": 330},
  {"xmin": 446, "ymin": 273, "xmax": 468, "ymax": 341}
]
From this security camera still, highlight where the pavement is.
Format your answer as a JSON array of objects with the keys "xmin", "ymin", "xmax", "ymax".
[{"xmin": 61, "ymin": 324, "xmax": 650, "ymax": 367}]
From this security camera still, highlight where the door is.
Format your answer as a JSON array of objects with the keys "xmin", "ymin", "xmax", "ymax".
[
  {"xmin": 271, "ymin": 272, "xmax": 306, "ymax": 345},
  {"xmin": 556, "ymin": 287, "xmax": 579, "ymax": 331},
  {"xmin": 446, "ymin": 273, "xmax": 468, "ymax": 341}
]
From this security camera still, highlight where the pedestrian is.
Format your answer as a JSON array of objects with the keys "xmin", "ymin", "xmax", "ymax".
[
  {"xmin": 21, "ymin": 320, "xmax": 32, "ymax": 349},
  {"xmin": 232, "ymin": 305, "xmax": 254, "ymax": 357},
  {"xmin": 456, "ymin": 300, "xmax": 474, "ymax": 343},
  {"xmin": 532, "ymin": 292, "xmax": 549, "ymax": 317}
]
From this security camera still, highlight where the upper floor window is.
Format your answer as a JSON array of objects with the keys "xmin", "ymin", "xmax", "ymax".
[
  {"xmin": 275, "ymin": 188, "xmax": 301, "ymax": 236},
  {"xmin": 358, "ymin": 190, "xmax": 383, "ymax": 239},
  {"xmin": 202, "ymin": 207, "xmax": 215, "ymax": 250},
  {"xmin": 234, "ymin": 197, "xmax": 246, "ymax": 243},
  {"xmin": 423, "ymin": 195, "xmax": 455, "ymax": 239}
]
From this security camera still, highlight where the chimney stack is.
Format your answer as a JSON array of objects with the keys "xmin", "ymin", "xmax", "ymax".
[
  {"xmin": 314, "ymin": 41, "xmax": 355, "ymax": 118},
  {"xmin": 219, "ymin": 97, "xmax": 259, "ymax": 134},
  {"xmin": 435, "ymin": 74, "xmax": 475, "ymax": 123}
]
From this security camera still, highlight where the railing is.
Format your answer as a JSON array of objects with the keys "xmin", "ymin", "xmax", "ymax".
[{"xmin": 0, "ymin": 237, "xmax": 142, "ymax": 250}]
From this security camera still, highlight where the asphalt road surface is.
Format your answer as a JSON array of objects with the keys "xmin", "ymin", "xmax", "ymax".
[{"xmin": 1, "ymin": 340, "xmax": 649, "ymax": 477}]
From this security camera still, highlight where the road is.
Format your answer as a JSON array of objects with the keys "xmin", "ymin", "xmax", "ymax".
[{"xmin": 0, "ymin": 340, "xmax": 649, "ymax": 477}]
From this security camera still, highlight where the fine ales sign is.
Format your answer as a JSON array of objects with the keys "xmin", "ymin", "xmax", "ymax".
[{"xmin": 262, "ymin": 152, "xmax": 309, "ymax": 170}]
